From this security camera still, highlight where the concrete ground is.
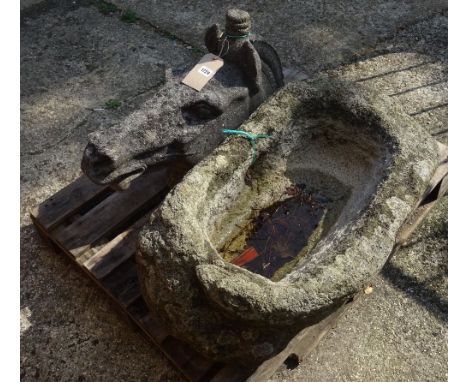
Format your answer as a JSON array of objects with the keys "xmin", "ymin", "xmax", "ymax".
[{"xmin": 20, "ymin": 1, "xmax": 447, "ymax": 381}]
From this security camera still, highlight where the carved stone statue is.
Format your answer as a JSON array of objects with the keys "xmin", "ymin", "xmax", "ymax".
[{"xmin": 81, "ymin": 9, "xmax": 283, "ymax": 190}]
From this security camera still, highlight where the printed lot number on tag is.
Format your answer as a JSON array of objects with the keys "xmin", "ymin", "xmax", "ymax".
[
  {"xmin": 181, "ymin": 54, "xmax": 224, "ymax": 91},
  {"xmin": 198, "ymin": 66, "xmax": 212, "ymax": 77}
]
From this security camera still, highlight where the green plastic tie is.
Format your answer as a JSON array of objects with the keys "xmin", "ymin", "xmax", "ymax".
[
  {"xmin": 222, "ymin": 129, "xmax": 271, "ymax": 164},
  {"xmin": 223, "ymin": 32, "xmax": 250, "ymax": 40}
]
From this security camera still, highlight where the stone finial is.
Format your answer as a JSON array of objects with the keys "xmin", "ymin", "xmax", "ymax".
[
  {"xmin": 225, "ymin": 9, "xmax": 251, "ymax": 36},
  {"xmin": 205, "ymin": 9, "xmax": 284, "ymax": 94}
]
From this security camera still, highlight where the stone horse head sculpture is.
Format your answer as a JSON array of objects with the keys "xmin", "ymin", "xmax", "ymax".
[{"xmin": 81, "ymin": 9, "xmax": 284, "ymax": 189}]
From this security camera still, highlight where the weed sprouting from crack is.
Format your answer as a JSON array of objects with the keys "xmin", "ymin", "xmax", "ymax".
[
  {"xmin": 104, "ymin": 99, "xmax": 122, "ymax": 109},
  {"xmin": 120, "ymin": 9, "xmax": 138, "ymax": 23},
  {"xmin": 96, "ymin": 1, "xmax": 118, "ymax": 15}
]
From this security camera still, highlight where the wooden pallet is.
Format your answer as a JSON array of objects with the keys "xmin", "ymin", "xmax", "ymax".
[
  {"xmin": 30, "ymin": 143, "xmax": 447, "ymax": 382},
  {"xmin": 29, "ymin": 168, "xmax": 351, "ymax": 382},
  {"xmin": 395, "ymin": 142, "xmax": 448, "ymax": 248}
]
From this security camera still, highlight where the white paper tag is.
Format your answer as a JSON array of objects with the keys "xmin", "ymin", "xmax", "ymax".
[{"xmin": 181, "ymin": 54, "xmax": 224, "ymax": 91}]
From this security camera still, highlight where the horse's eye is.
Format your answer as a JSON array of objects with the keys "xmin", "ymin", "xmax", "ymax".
[{"xmin": 181, "ymin": 101, "xmax": 222, "ymax": 125}]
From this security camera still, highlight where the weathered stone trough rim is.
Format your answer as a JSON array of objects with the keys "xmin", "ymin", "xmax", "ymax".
[{"xmin": 142, "ymin": 75, "xmax": 440, "ymax": 326}]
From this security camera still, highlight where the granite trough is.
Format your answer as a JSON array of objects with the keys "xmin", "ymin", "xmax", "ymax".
[{"xmin": 136, "ymin": 76, "xmax": 440, "ymax": 366}]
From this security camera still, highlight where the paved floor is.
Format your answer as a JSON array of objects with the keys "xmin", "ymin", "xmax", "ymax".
[{"xmin": 20, "ymin": 1, "xmax": 447, "ymax": 381}]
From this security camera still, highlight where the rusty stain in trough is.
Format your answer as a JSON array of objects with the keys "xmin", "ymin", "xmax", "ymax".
[{"xmin": 228, "ymin": 185, "xmax": 327, "ymax": 280}]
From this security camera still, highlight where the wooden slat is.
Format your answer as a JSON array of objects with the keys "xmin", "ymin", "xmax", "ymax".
[
  {"xmin": 420, "ymin": 161, "xmax": 447, "ymax": 201},
  {"xmin": 438, "ymin": 174, "xmax": 448, "ymax": 198},
  {"xmin": 139, "ymin": 314, "xmax": 170, "ymax": 343},
  {"xmin": 101, "ymin": 259, "xmax": 139, "ymax": 297},
  {"xmin": 117, "ymin": 282, "xmax": 141, "ymax": 307},
  {"xmin": 30, "ymin": 176, "xmax": 109, "ymax": 230},
  {"xmin": 396, "ymin": 143, "xmax": 448, "ymax": 246},
  {"xmin": 82, "ymin": 214, "xmax": 148, "ymax": 277},
  {"xmin": 162, "ymin": 336, "xmax": 216, "ymax": 382},
  {"xmin": 247, "ymin": 302, "xmax": 351, "ymax": 382},
  {"xmin": 52, "ymin": 169, "xmax": 167, "ymax": 257},
  {"xmin": 421, "ymin": 142, "xmax": 448, "ymax": 201},
  {"xmin": 126, "ymin": 295, "xmax": 151, "ymax": 320},
  {"xmin": 396, "ymin": 194, "xmax": 444, "ymax": 247}
]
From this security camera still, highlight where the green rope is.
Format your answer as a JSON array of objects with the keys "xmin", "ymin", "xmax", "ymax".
[
  {"xmin": 223, "ymin": 32, "xmax": 250, "ymax": 40},
  {"xmin": 222, "ymin": 129, "xmax": 271, "ymax": 163}
]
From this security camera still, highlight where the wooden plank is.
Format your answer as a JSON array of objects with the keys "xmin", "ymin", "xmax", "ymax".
[
  {"xmin": 246, "ymin": 302, "xmax": 351, "ymax": 382},
  {"xmin": 126, "ymin": 295, "xmax": 151, "ymax": 320},
  {"xmin": 438, "ymin": 174, "xmax": 448, "ymax": 198},
  {"xmin": 118, "ymin": 282, "xmax": 141, "ymax": 307},
  {"xmin": 420, "ymin": 161, "xmax": 447, "ymax": 201},
  {"xmin": 52, "ymin": 169, "xmax": 168, "ymax": 257},
  {"xmin": 396, "ymin": 144, "xmax": 448, "ymax": 247},
  {"xmin": 422, "ymin": 142, "xmax": 447, "ymax": 201},
  {"xmin": 30, "ymin": 176, "xmax": 109, "ymax": 230},
  {"xmin": 139, "ymin": 314, "xmax": 170, "ymax": 343},
  {"xmin": 436, "ymin": 141, "xmax": 448, "ymax": 162},
  {"xmin": 396, "ymin": 195, "xmax": 443, "ymax": 247},
  {"xmin": 101, "ymin": 259, "xmax": 139, "ymax": 298},
  {"xmin": 162, "ymin": 336, "xmax": 216, "ymax": 382},
  {"xmin": 82, "ymin": 214, "xmax": 148, "ymax": 278}
]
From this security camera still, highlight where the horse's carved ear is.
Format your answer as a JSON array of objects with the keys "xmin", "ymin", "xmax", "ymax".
[
  {"xmin": 205, "ymin": 24, "xmax": 222, "ymax": 54},
  {"xmin": 252, "ymin": 40, "xmax": 284, "ymax": 88},
  {"xmin": 236, "ymin": 42, "xmax": 262, "ymax": 93},
  {"xmin": 204, "ymin": 12, "xmax": 263, "ymax": 94}
]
